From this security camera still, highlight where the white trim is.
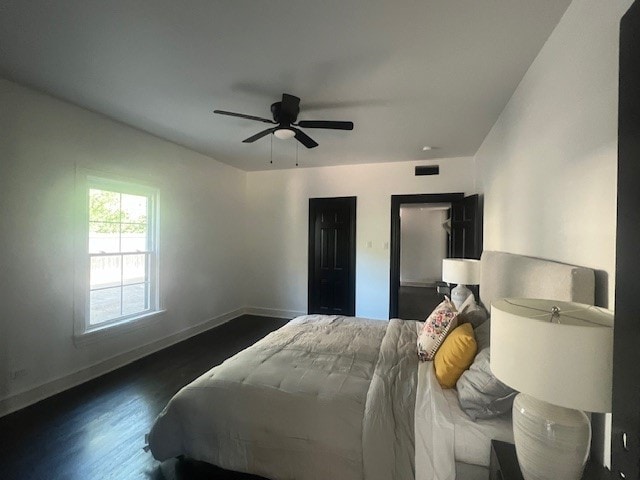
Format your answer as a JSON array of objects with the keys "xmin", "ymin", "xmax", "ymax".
[
  {"xmin": 74, "ymin": 166, "xmax": 162, "ymax": 339},
  {"xmin": 243, "ymin": 306, "xmax": 305, "ymax": 319},
  {"xmin": 0, "ymin": 305, "xmax": 305, "ymax": 417},
  {"xmin": 73, "ymin": 309, "xmax": 167, "ymax": 347},
  {"xmin": 0, "ymin": 308, "xmax": 244, "ymax": 418}
]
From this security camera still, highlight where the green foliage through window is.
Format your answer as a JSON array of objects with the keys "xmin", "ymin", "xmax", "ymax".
[{"xmin": 89, "ymin": 189, "xmax": 147, "ymax": 234}]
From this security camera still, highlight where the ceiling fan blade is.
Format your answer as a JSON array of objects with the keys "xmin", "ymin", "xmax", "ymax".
[
  {"xmin": 291, "ymin": 127, "xmax": 319, "ymax": 149},
  {"xmin": 296, "ymin": 120, "xmax": 354, "ymax": 130},
  {"xmin": 280, "ymin": 94, "xmax": 301, "ymax": 122},
  {"xmin": 242, "ymin": 127, "xmax": 278, "ymax": 143},
  {"xmin": 213, "ymin": 110, "xmax": 275, "ymax": 124}
]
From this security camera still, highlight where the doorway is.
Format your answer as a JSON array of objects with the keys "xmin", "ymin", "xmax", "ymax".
[
  {"xmin": 308, "ymin": 197, "xmax": 356, "ymax": 316},
  {"xmin": 398, "ymin": 203, "xmax": 451, "ymax": 320},
  {"xmin": 389, "ymin": 193, "xmax": 482, "ymax": 319}
]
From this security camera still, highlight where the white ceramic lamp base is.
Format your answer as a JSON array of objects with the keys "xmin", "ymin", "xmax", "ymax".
[
  {"xmin": 512, "ymin": 393, "xmax": 591, "ymax": 480},
  {"xmin": 450, "ymin": 284, "xmax": 473, "ymax": 310}
]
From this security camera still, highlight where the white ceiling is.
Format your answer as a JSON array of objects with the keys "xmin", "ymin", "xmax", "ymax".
[{"xmin": 0, "ymin": 0, "xmax": 571, "ymax": 171}]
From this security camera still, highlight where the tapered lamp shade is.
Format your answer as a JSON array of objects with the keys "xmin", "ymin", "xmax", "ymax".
[
  {"xmin": 491, "ymin": 298, "xmax": 614, "ymax": 480},
  {"xmin": 442, "ymin": 259, "xmax": 481, "ymax": 286},
  {"xmin": 491, "ymin": 298, "xmax": 613, "ymax": 413},
  {"xmin": 442, "ymin": 259, "xmax": 481, "ymax": 309}
]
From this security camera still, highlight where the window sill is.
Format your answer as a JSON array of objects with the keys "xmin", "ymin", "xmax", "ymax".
[{"xmin": 73, "ymin": 309, "xmax": 167, "ymax": 347}]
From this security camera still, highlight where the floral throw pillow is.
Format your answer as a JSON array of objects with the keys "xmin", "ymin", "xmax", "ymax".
[{"xmin": 417, "ymin": 297, "xmax": 459, "ymax": 361}]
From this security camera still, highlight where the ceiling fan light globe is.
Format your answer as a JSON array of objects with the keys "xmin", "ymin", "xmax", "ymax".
[{"xmin": 274, "ymin": 128, "xmax": 295, "ymax": 140}]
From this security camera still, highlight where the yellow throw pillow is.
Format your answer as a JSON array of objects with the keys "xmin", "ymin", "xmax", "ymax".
[{"xmin": 434, "ymin": 323, "xmax": 478, "ymax": 389}]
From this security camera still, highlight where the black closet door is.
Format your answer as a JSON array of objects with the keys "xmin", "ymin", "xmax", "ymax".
[
  {"xmin": 308, "ymin": 197, "xmax": 356, "ymax": 316},
  {"xmin": 449, "ymin": 194, "xmax": 482, "ymax": 260}
]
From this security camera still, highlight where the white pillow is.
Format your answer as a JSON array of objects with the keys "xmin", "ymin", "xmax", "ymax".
[
  {"xmin": 457, "ymin": 294, "xmax": 488, "ymax": 328},
  {"xmin": 474, "ymin": 320, "xmax": 491, "ymax": 352},
  {"xmin": 456, "ymin": 348, "xmax": 517, "ymax": 420},
  {"xmin": 417, "ymin": 297, "xmax": 459, "ymax": 361}
]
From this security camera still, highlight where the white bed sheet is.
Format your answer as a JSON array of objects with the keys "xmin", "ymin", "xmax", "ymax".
[
  {"xmin": 414, "ymin": 356, "xmax": 513, "ymax": 480},
  {"xmin": 443, "ymin": 388, "xmax": 513, "ymax": 467},
  {"xmin": 414, "ymin": 359, "xmax": 456, "ymax": 480}
]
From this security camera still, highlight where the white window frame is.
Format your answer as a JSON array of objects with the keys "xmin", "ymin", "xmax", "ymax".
[{"xmin": 74, "ymin": 169, "xmax": 163, "ymax": 344}]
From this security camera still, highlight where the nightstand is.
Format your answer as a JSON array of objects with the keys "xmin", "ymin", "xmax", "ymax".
[{"xmin": 489, "ymin": 440, "xmax": 611, "ymax": 480}]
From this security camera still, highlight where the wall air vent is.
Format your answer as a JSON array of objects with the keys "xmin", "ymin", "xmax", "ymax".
[{"xmin": 415, "ymin": 165, "xmax": 439, "ymax": 176}]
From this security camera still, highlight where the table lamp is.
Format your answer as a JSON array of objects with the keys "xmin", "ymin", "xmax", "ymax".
[
  {"xmin": 490, "ymin": 298, "xmax": 614, "ymax": 480},
  {"xmin": 441, "ymin": 258, "xmax": 481, "ymax": 309}
]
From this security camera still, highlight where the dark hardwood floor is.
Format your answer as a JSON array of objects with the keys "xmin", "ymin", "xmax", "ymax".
[
  {"xmin": 0, "ymin": 315, "xmax": 288, "ymax": 480},
  {"xmin": 397, "ymin": 285, "xmax": 443, "ymax": 320}
]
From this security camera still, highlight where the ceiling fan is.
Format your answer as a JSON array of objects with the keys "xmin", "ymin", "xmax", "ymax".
[{"xmin": 213, "ymin": 93, "xmax": 354, "ymax": 149}]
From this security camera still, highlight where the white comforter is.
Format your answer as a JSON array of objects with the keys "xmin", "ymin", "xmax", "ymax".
[{"xmin": 148, "ymin": 315, "xmax": 436, "ymax": 480}]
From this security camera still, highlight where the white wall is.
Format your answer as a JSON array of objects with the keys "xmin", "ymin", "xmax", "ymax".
[
  {"xmin": 0, "ymin": 78, "xmax": 247, "ymax": 414},
  {"xmin": 400, "ymin": 206, "xmax": 449, "ymax": 285},
  {"xmin": 474, "ymin": 0, "xmax": 633, "ymax": 467},
  {"xmin": 245, "ymin": 158, "xmax": 475, "ymax": 320},
  {"xmin": 476, "ymin": 0, "xmax": 632, "ymax": 309}
]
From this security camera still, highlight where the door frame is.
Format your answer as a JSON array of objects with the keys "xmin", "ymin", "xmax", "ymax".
[
  {"xmin": 389, "ymin": 193, "xmax": 465, "ymax": 319},
  {"xmin": 308, "ymin": 196, "xmax": 357, "ymax": 315},
  {"xmin": 612, "ymin": 1, "xmax": 640, "ymax": 475}
]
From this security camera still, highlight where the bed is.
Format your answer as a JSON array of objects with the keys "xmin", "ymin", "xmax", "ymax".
[{"xmin": 148, "ymin": 251, "xmax": 595, "ymax": 480}]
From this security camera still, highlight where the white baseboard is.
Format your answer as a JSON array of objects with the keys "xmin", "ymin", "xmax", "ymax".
[
  {"xmin": 0, "ymin": 307, "xmax": 245, "ymax": 418},
  {"xmin": 243, "ymin": 306, "xmax": 305, "ymax": 319},
  {"xmin": 400, "ymin": 281, "xmax": 437, "ymax": 287}
]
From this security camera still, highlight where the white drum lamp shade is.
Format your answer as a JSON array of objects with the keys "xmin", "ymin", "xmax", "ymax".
[
  {"xmin": 491, "ymin": 298, "xmax": 614, "ymax": 480},
  {"xmin": 442, "ymin": 259, "xmax": 481, "ymax": 309}
]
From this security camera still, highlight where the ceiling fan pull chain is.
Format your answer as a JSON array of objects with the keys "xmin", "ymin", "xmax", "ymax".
[
  {"xmin": 270, "ymin": 133, "xmax": 273, "ymax": 164},
  {"xmin": 295, "ymin": 141, "xmax": 299, "ymax": 167}
]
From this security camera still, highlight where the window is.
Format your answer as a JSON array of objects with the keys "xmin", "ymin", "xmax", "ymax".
[{"xmin": 75, "ymin": 173, "xmax": 160, "ymax": 338}]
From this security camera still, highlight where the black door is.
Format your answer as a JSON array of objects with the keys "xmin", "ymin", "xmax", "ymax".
[
  {"xmin": 389, "ymin": 193, "xmax": 468, "ymax": 319},
  {"xmin": 308, "ymin": 197, "xmax": 356, "ymax": 316},
  {"xmin": 612, "ymin": 2, "xmax": 640, "ymax": 477},
  {"xmin": 449, "ymin": 194, "xmax": 482, "ymax": 259}
]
